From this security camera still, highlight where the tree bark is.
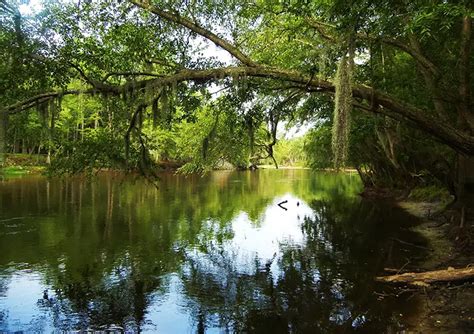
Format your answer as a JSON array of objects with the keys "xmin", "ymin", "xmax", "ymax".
[
  {"xmin": 455, "ymin": 15, "xmax": 474, "ymax": 204},
  {"xmin": 458, "ymin": 15, "xmax": 473, "ymax": 131},
  {"xmin": 456, "ymin": 154, "xmax": 474, "ymax": 204}
]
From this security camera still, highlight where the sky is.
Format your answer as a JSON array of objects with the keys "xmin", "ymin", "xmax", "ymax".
[{"xmin": 18, "ymin": 0, "xmax": 42, "ymax": 16}]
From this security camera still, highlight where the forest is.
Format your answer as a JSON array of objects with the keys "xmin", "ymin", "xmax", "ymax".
[
  {"xmin": 0, "ymin": 0, "xmax": 473, "ymax": 331},
  {"xmin": 1, "ymin": 0, "xmax": 472, "ymax": 201}
]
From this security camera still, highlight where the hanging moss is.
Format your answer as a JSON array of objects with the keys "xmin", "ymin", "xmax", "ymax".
[
  {"xmin": 202, "ymin": 114, "xmax": 219, "ymax": 160},
  {"xmin": 160, "ymin": 86, "xmax": 170, "ymax": 127},
  {"xmin": 245, "ymin": 114, "xmax": 255, "ymax": 156},
  {"xmin": 152, "ymin": 98, "xmax": 160, "ymax": 128},
  {"xmin": 219, "ymin": 70, "xmax": 226, "ymax": 81},
  {"xmin": 137, "ymin": 105, "xmax": 144, "ymax": 130},
  {"xmin": 170, "ymin": 79, "xmax": 177, "ymax": 95},
  {"xmin": 231, "ymin": 72, "xmax": 239, "ymax": 87},
  {"xmin": 38, "ymin": 101, "xmax": 49, "ymax": 127},
  {"xmin": 57, "ymin": 94, "xmax": 63, "ymax": 112},
  {"xmin": 332, "ymin": 48, "xmax": 354, "ymax": 169},
  {"xmin": 121, "ymin": 90, "xmax": 128, "ymax": 102},
  {"xmin": 48, "ymin": 98, "xmax": 56, "ymax": 129},
  {"xmin": 319, "ymin": 49, "xmax": 328, "ymax": 79},
  {"xmin": 145, "ymin": 82, "xmax": 154, "ymax": 101},
  {"xmin": 202, "ymin": 136, "xmax": 209, "ymax": 159}
]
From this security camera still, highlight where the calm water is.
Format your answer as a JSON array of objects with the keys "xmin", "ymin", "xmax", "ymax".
[{"xmin": 0, "ymin": 170, "xmax": 425, "ymax": 333}]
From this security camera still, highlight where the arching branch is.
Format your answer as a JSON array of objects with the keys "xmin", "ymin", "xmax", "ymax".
[
  {"xmin": 128, "ymin": 0, "xmax": 258, "ymax": 67},
  {"xmin": 5, "ymin": 65, "xmax": 474, "ymax": 155},
  {"xmin": 101, "ymin": 72, "xmax": 165, "ymax": 82},
  {"xmin": 125, "ymin": 2, "xmax": 455, "ymax": 149},
  {"xmin": 353, "ymin": 86, "xmax": 474, "ymax": 155},
  {"xmin": 6, "ymin": 90, "xmax": 83, "ymax": 114}
]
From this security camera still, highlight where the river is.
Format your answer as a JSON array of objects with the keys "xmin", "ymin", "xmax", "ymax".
[{"xmin": 0, "ymin": 170, "xmax": 426, "ymax": 332}]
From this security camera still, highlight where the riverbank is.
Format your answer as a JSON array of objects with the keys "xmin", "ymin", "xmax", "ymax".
[
  {"xmin": 393, "ymin": 199, "xmax": 474, "ymax": 333},
  {"xmin": 0, "ymin": 154, "xmax": 47, "ymax": 176},
  {"xmin": 0, "ymin": 154, "xmax": 318, "ymax": 175}
]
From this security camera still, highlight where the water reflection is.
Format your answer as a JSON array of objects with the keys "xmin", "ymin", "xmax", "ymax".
[{"xmin": 0, "ymin": 170, "xmax": 423, "ymax": 332}]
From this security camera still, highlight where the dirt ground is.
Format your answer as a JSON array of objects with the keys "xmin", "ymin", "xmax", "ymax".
[{"xmin": 394, "ymin": 201, "xmax": 474, "ymax": 333}]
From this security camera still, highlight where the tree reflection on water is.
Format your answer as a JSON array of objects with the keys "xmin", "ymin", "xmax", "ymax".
[{"xmin": 0, "ymin": 170, "xmax": 424, "ymax": 332}]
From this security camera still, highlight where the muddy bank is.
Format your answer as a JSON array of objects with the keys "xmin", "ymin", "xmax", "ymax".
[{"xmin": 392, "ymin": 200, "xmax": 474, "ymax": 333}]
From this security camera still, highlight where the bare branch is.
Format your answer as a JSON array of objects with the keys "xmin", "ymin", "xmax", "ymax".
[
  {"xmin": 378, "ymin": 36, "xmax": 439, "ymax": 76},
  {"xmin": 146, "ymin": 58, "xmax": 182, "ymax": 69}
]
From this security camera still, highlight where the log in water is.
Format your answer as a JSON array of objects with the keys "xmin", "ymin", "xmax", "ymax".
[{"xmin": 376, "ymin": 267, "xmax": 474, "ymax": 286}]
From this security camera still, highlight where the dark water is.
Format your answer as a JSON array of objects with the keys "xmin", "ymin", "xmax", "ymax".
[{"xmin": 0, "ymin": 170, "xmax": 425, "ymax": 332}]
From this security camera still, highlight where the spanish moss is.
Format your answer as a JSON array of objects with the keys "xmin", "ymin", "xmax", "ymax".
[{"xmin": 332, "ymin": 48, "xmax": 354, "ymax": 169}]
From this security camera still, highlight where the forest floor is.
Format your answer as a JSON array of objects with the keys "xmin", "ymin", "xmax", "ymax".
[{"xmin": 394, "ymin": 200, "xmax": 474, "ymax": 333}]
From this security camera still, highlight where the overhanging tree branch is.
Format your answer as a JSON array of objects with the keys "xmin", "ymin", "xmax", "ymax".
[
  {"xmin": 102, "ymin": 72, "xmax": 165, "ymax": 82},
  {"xmin": 5, "ymin": 65, "xmax": 474, "ymax": 155},
  {"xmin": 306, "ymin": 18, "xmax": 439, "ymax": 76},
  {"xmin": 126, "ymin": 1, "xmax": 472, "ymax": 153},
  {"xmin": 5, "ymin": 90, "xmax": 83, "ymax": 114},
  {"xmin": 128, "ymin": 0, "xmax": 258, "ymax": 67},
  {"xmin": 69, "ymin": 62, "xmax": 98, "ymax": 86},
  {"xmin": 305, "ymin": 19, "xmax": 336, "ymax": 41}
]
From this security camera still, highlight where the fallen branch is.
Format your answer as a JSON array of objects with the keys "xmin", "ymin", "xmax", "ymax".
[{"xmin": 376, "ymin": 267, "xmax": 474, "ymax": 286}]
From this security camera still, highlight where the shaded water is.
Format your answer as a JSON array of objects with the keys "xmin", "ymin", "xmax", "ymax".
[{"xmin": 0, "ymin": 170, "xmax": 424, "ymax": 332}]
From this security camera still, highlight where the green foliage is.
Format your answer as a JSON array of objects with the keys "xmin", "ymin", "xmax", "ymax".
[
  {"xmin": 304, "ymin": 124, "xmax": 334, "ymax": 169},
  {"xmin": 1, "ymin": 0, "xmax": 472, "ymax": 196},
  {"xmin": 175, "ymin": 102, "xmax": 251, "ymax": 172},
  {"xmin": 48, "ymin": 127, "xmax": 126, "ymax": 176},
  {"xmin": 1, "ymin": 166, "xmax": 28, "ymax": 175},
  {"xmin": 408, "ymin": 185, "xmax": 453, "ymax": 204},
  {"xmin": 272, "ymin": 136, "xmax": 307, "ymax": 167}
]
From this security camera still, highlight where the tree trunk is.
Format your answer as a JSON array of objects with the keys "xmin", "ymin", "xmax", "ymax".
[
  {"xmin": 14, "ymin": 140, "xmax": 20, "ymax": 153},
  {"xmin": 0, "ymin": 111, "xmax": 7, "ymax": 167},
  {"xmin": 21, "ymin": 139, "xmax": 27, "ymax": 154},
  {"xmin": 456, "ymin": 154, "xmax": 474, "ymax": 205}
]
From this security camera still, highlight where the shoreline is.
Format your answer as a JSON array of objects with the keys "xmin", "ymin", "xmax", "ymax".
[{"xmin": 394, "ymin": 199, "xmax": 474, "ymax": 333}]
